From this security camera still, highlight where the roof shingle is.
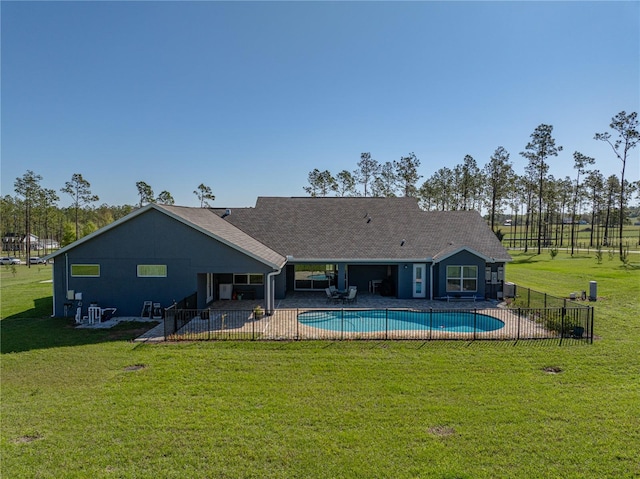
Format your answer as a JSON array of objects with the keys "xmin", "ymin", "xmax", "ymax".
[{"xmin": 214, "ymin": 197, "xmax": 511, "ymax": 262}]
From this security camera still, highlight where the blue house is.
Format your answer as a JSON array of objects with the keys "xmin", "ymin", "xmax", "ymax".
[{"xmin": 46, "ymin": 197, "xmax": 511, "ymax": 317}]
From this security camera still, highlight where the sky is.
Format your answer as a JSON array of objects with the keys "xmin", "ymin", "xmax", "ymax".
[{"xmin": 2, "ymin": 1, "xmax": 639, "ymax": 208}]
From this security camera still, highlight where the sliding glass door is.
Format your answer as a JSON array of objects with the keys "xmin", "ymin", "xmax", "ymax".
[{"xmin": 294, "ymin": 264, "xmax": 337, "ymax": 290}]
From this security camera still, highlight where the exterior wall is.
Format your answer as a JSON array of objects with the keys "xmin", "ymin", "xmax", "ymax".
[
  {"xmin": 346, "ymin": 264, "xmax": 389, "ymax": 293},
  {"xmin": 52, "ymin": 209, "xmax": 277, "ymax": 317},
  {"xmin": 274, "ymin": 270, "xmax": 287, "ymax": 299},
  {"xmin": 483, "ymin": 262, "xmax": 507, "ymax": 299},
  {"xmin": 433, "ymin": 250, "xmax": 487, "ymax": 299}
]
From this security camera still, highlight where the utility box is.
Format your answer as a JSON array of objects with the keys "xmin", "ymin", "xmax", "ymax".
[
  {"xmin": 504, "ymin": 282, "xmax": 516, "ymax": 298},
  {"xmin": 219, "ymin": 284, "xmax": 232, "ymax": 300},
  {"xmin": 589, "ymin": 281, "xmax": 597, "ymax": 301}
]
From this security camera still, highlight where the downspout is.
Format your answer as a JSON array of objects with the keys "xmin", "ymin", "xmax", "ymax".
[
  {"xmin": 429, "ymin": 261, "xmax": 434, "ymax": 300},
  {"xmin": 65, "ymin": 253, "xmax": 69, "ymax": 293},
  {"xmin": 266, "ymin": 267, "xmax": 282, "ymax": 315}
]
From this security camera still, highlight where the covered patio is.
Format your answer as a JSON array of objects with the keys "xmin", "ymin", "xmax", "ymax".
[{"xmin": 208, "ymin": 290, "xmax": 500, "ymax": 312}]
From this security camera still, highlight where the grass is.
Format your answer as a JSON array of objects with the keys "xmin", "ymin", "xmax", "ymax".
[{"xmin": 2, "ymin": 253, "xmax": 639, "ymax": 478}]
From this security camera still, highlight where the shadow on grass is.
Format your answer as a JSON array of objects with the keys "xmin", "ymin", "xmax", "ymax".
[
  {"xmin": 1, "ymin": 297, "xmax": 158, "ymax": 354},
  {"xmin": 510, "ymin": 253, "xmax": 541, "ymax": 264}
]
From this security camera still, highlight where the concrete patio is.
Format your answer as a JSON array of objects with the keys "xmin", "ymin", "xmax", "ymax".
[{"xmin": 213, "ymin": 291, "xmax": 501, "ymax": 311}]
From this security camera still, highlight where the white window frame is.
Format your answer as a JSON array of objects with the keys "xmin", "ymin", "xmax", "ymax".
[
  {"xmin": 446, "ymin": 265, "xmax": 478, "ymax": 292},
  {"xmin": 71, "ymin": 264, "xmax": 101, "ymax": 277},
  {"xmin": 137, "ymin": 264, "xmax": 167, "ymax": 278}
]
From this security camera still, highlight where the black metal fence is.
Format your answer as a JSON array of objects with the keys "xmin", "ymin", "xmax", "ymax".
[
  {"xmin": 505, "ymin": 284, "xmax": 594, "ymax": 311},
  {"xmin": 164, "ymin": 305, "xmax": 593, "ymax": 343}
]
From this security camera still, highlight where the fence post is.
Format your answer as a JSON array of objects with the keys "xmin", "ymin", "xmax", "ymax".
[
  {"xmin": 174, "ymin": 310, "xmax": 178, "ymax": 338},
  {"xmin": 385, "ymin": 309, "xmax": 388, "ymax": 340},
  {"xmin": 560, "ymin": 308, "xmax": 565, "ymax": 346},
  {"xmin": 296, "ymin": 308, "xmax": 299, "ymax": 340},
  {"xmin": 544, "ymin": 293, "xmax": 547, "ymax": 308},
  {"xmin": 590, "ymin": 306, "xmax": 594, "ymax": 344},
  {"xmin": 527, "ymin": 288, "xmax": 531, "ymax": 308},
  {"xmin": 429, "ymin": 308, "xmax": 433, "ymax": 341},
  {"xmin": 341, "ymin": 308, "xmax": 344, "ymax": 341},
  {"xmin": 516, "ymin": 308, "xmax": 520, "ymax": 341},
  {"xmin": 473, "ymin": 309, "xmax": 477, "ymax": 341}
]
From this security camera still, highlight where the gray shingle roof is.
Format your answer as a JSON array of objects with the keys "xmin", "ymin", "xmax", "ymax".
[
  {"xmin": 47, "ymin": 198, "xmax": 510, "ymax": 265},
  {"xmin": 215, "ymin": 197, "xmax": 511, "ymax": 262},
  {"xmin": 157, "ymin": 205, "xmax": 287, "ymax": 269}
]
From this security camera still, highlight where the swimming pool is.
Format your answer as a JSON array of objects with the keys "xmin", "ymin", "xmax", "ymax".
[{"xmin": 297, "ymin": 309, "xmax": 504, "ymax": 333}]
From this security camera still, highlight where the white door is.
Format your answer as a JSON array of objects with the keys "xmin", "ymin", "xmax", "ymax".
[{"xmin": 412, "ymin": 263, "xmax": 426, "ymax": 298}]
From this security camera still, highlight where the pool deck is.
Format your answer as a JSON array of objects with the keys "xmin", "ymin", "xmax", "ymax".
[
  {"xmin": 166, "ymin": 292, "xmax": 550, "ymax": 341},
  {"xmin": 79, "ymin": 291, "xmax": 553, "ymax": 342},
  {"xmin": 216, "ymin": 291, "xmax": 501, "ymax": 311}
]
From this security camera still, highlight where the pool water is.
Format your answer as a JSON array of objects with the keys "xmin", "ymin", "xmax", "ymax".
[{"xmin": 297, "ymin": 309, "xmax": 504, "ymax": 333}]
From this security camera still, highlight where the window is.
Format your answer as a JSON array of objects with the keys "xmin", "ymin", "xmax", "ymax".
[
  {"xmin": 293, "ymin": 264, "xmax": 336, "ymax": 290},
  {"xmin": 233, "ymin": 273, "xmax": 263, "ymax": 285},
  {"xmin": 71, "ymin": 264, "xmax": 100, "ymax": 277},
  {"xmin": 446, "ymin": 265, "xmax": 477, "ymax": 292},
  {"xmin": 137, "ymin": 264, "xmax": 167, "ymax": 277}
]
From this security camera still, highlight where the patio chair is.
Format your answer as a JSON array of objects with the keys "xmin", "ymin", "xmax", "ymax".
[
  {"xmin": 342, "ymin": 288, "xmax": 357, "ymax": 304},
  {"xmin": 325, "ymin": 288, "xmax": 339, "ymax": 303}
]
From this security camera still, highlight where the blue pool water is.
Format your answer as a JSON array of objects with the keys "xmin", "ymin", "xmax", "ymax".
[
  {"xmin": 307, "ymin": 274, "xmax": 330, "ymax": 281},
  {"xmin": 297, "ymin": 310, "xmax": 504, "ymax": 333}
]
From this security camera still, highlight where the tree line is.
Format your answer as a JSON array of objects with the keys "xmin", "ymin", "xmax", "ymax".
[
  {"xmin": 303, "ymin": 111, "xmax": 639, "ymax": 259},
  {"xmin": 3, "ymin": 111, "xmax": 637, "ymax": 262},
  {"xmin": 2, "ymin": 174, "xmax": 216, "ymax": 259}
]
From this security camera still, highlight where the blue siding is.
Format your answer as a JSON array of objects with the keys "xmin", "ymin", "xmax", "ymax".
[
  {"xmin": 52, "ymin": 209, "xmax": 278, "ymax": 317},
  {"xmin": 435, "ymin": 251, "xmax": 486, "ymax": 299}
]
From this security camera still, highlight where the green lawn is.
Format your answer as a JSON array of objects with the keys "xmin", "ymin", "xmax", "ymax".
[
  {"xmin": 1, "ymin": 253, "xmax": 639, "ymax": 478},
  {"xmin": 501, "ymin": 224, "xmax": 640, "ymax": 253}
]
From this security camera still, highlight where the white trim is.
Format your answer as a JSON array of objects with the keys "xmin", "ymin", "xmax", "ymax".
[
  {"xmin": 445, "ymin": 265, "xmax": 478, "ymax": 293},
  {"xmin": 412, "ymin": 263, "xmax": 427, "ymax": 298},
  {"xmin": 137, "ymin": 264, "xmax": 167, "ymax": 277},
  {"xmin": 70, "ymin": 264, "xmax": 101, "ymax": 277},
  {"xmin": 433, "ymin": 245, "xmax": 510, "ymax": 263},
  {"xmin": 266, "ymin": 268, "xmax": 282, "ymax": 315},
  {"xmin": 286, "ymin": 257, "xmax": 433, "ymax": 264},
  {"xmin": 206, "ymin": 273, "xmax": 214, "ymax": 303},
  {"xmin": 45, "ymin": 204, "xmax": 156, "ymax": 260}
]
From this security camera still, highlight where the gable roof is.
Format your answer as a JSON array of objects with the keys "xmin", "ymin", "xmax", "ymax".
[
  {"xmin": 46, "ymin": 203, "xmax": 286, "ymax": 270},
  {"xmin": 424, "ymin": 211, "xmax": 512, "ymax": 263},
  {"xmin": 47, "ymin": 198, "xmax": 510, "ymax": 266},
  {"xmin": 214, "ymin": 197, "xmax": 511, "ymax": 262}
]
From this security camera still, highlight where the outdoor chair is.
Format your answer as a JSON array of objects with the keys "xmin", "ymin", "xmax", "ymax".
[
  {"xmin": 325, "ymin": 288, "xmax": 339, "ymax": 303},
  {"xmin": 342, "ymin": 288, "xmax": 357, "ymax": 304}
]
